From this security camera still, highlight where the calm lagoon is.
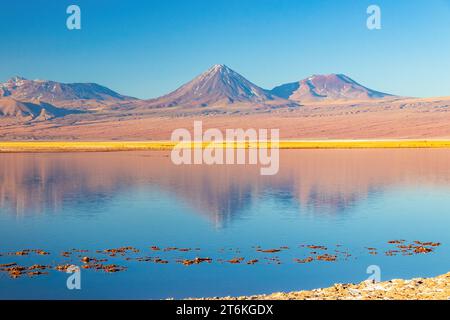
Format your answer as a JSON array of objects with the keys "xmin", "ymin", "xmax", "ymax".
[{"xmin": 0, "ymin": 150, "xmax": 449, "ymax": 299}]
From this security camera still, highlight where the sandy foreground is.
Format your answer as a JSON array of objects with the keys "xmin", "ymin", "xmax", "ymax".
[
  {"xmin": 1, "ymin": 97, "xmax": 450, "ymax": 141},
  {"xmin": 200, "ymin": 272, "xmax": 450, "ymax": 300}
]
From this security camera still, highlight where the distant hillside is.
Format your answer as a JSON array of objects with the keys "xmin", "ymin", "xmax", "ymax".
[
  {"xmin": 0, "ymin": 97, "xmax": 82, "ymax": 121},
  {"xmin": 271, "ymin": 74, "xmax": 393, "ymax": 102},
  {"xmin": 0, "ymin": 77, "xmax": 136, "ymax": 106}
]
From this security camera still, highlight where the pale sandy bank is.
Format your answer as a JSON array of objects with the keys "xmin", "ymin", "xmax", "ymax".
[{"xmin": 200, "ymin": 272, "xmax": 450, "ymax": 300}]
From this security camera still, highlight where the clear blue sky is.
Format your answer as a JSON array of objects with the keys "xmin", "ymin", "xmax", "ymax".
[{"xmin": 1, "ymin": 0, "xmax": 449, "ymax": 99}]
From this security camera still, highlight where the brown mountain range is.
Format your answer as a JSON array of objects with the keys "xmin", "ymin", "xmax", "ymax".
[{"xmin": 0, "ymin": 65, "xmax": 449, "ymax": 140}]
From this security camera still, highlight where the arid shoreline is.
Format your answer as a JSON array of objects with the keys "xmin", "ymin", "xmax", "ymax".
[
  {"xmin": 200, "ymin": 272, "xmax": 450, "ymax": 300},
  {"xmin": 1, "ymin": 140, "xmax": 450, "ymax": 153}
]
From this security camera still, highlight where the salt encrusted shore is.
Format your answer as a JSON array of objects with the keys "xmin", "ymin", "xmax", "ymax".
[{"xmin": 201, "ymin": 272, "xmax": 450, "ymax": 300}]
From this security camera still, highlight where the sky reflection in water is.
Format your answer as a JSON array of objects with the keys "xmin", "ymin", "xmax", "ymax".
[{"xmin": 0, "ymin": 150, "xmax": 449, "ymax": 299}]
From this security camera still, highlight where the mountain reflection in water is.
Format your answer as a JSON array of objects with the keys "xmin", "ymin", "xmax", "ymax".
[{"xmin": 1, "ymin": 149, "xmax": 450, "ymax": 227}]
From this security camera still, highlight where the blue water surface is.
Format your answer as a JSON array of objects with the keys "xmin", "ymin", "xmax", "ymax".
[{"xmin": 0, "ymin": 150, "xmax": 448, "ymax": 299}]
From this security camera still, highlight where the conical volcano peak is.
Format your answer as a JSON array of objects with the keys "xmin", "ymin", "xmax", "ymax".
[
  {"xmin": 147, "ymin": 65, "xmax": 289, "ymax": 108},
  {"xmin": 201, "ymin": 64, "xmax": 236, "ymax": 80},
  {"xmin": 210, "ymin": 64, "xmax": 228, "ymax": 71}
]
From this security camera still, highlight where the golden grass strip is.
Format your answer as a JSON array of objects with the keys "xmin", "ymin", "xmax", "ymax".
[{"xmin": 1, "ymin": 140, "xmax": 450, "ymax": 152}]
